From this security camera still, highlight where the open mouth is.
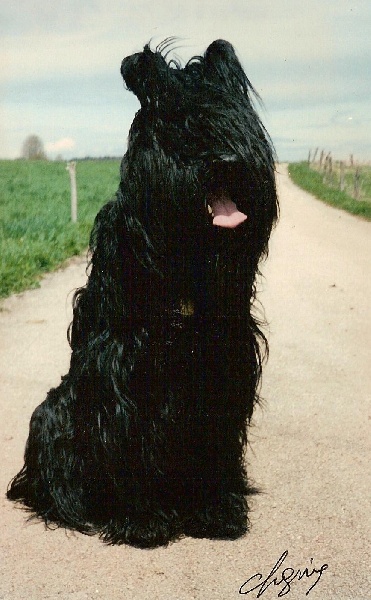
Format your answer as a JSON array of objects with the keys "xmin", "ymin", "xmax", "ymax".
[
  {"xmin": 206, "ymin": 157, "xmax": 247, "ymax": 229},
  {"xmin": 208, "ymin": 189, "xmax": 247, "ymax": 229}
]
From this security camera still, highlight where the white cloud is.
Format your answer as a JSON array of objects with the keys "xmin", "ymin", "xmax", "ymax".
[
  {"xmin": 1, "ymin": 0, "xmax": 334, "ymax": 82},
  {"xmin": 1, "ymin": 0, "xmax": 370, "ymax": 160},
  {"xmin": 45, "ymin": 137, "xmax": 76, "ymax": 153}
]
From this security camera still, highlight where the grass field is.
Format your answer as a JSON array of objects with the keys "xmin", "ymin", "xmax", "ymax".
[
  {"xmin": 0, "ymin": 159, "xmax": 120, "ymax": 299},
  {"xmin": 2, "ymin": 158, "xmax": 369, "ymax": 301},
  {"xmin": 288, "ymin": 162, "xmax": 371, "ymax": 220}
]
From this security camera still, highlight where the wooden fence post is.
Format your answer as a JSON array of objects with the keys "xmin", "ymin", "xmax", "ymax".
[
  {"xmin": 319, "ymin": 150, "xmax": 324, "ymax": 169},
  {"xmin": 354, "ymin": 167, "xmax": 361, "ymax": 200},
  {"xmin": 339, "ymin": 161, "xmax": 345, "ymax": 192},
  {"xmin": 322, "ymin": 152, "xmax": 332, "ymax": 184},
  {"xmin": 66, "ymin": 161, "xmax": 77, "ymax": 223}
]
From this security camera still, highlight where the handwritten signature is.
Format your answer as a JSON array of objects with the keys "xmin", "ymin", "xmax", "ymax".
[{"xmin": 239, "ymin": 550, "xmax": 328, "ymax": 597}]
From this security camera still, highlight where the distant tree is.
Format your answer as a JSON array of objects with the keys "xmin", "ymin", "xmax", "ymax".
[{"xmin": 21, "ymin": 135, "xmax": 47, "ymax": 160}]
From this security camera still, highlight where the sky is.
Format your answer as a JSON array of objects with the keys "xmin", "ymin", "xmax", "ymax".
[{"xmin": 1, "ymin": 0, "xmax": 370, "ymax": 162}]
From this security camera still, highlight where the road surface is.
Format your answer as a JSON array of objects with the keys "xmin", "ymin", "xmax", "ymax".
[{"xmin": 1, "ymin": 164, "xmax": 370, "ymax": 599}]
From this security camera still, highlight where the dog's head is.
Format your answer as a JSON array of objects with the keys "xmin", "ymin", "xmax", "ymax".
[{"xmin": 119, "ymin": 39, "xmax": 278, "ymax": 266}]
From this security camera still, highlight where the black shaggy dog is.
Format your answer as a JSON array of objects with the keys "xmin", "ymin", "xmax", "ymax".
[{"xmin": 7, "ymin": 39, "xmax": 278, "ymax": 548}]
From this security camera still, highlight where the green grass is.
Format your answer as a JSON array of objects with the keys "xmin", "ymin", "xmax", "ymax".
[
  {"xmin": 288, "ymin": 162, "xmax": 371, "ymax": 220},
  {"xmin": 0, "ymin": 159, "xmax": 120, "ymax": 299}
]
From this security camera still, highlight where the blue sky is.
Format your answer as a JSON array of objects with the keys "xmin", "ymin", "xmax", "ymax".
[{"xmin": 1, "ymin": 0, "xmax": 370, "ymax": 162}]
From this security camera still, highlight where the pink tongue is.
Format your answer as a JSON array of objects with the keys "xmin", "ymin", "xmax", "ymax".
[{"xmin": 211, "ymin": 198, "xmax": 247, "ymax": 228}]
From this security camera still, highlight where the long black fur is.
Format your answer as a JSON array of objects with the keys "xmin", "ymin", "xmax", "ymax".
[{"xmin": 7, "ymin": 39, "xmax": 278, "ymax": 548}]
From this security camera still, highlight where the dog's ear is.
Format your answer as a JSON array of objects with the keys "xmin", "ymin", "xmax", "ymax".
[
  {"xmin": 204, "ymin": 39, "xmax": 255, "ymax": 97},
  {"xmin": 121, "ymin": 44, "xmax": 169, "ymax": 106}
]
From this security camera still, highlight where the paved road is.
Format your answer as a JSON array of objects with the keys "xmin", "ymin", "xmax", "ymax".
[{"xmin": 1, "ymin": 164, "xmax": 370, "ymax": 600}]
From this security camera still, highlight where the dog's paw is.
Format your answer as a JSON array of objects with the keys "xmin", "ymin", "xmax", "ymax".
[
  {"xmin": 184, "ymin": 493, "xmax": 248, "ymax": 541},
  {"xmin": 100, "ymin": 510, "xmax": 182, "ymax": 548}
]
